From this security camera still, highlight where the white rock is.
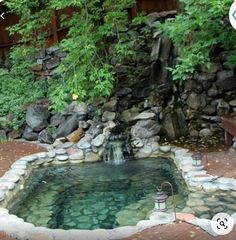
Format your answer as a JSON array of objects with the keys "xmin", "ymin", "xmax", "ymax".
[
  {"xmin": 61, "ymin": 142, "xmax": 74, "ymax": 149},
  {"xmin": 149, "ymin": 142, "xmax": 159, "ymax": 152},
  {"xmin": 8, "ymin": 169, "xmax": 26, "ymax": 176},
  {"xmin": 133, "ymin": 112, "xmax": 156, "ymax": 120},
  {"xmin": 85, "ymin": 153, "xmax": 100, "ymax": 162},
  {"xmin": 36, "ymin": 152, "xmax": 47, "ymax": 158},
  {"xmin": 47, "ymin": 151, "xmax": 56, "ymax": 158},
  {"xmin": 1, "ymin": 173, "xmax": 20, "ymax": 183},
  {"xmin": 20, "ymin": 155, "xmax": 38, "ymax": 162},
  {"xmin": 56, "ymin": 155, "xmax": 68, "ymax": 161},
  {"xmin": 11, "ymin": 164, "xmax": 27, "ymax": 170},
  {"xmin": 91, "ymin": 134, "xmax": 105, "ymax": 147},
  {"xmin": 55, "ymin": 149, "xmax": 67, "ymax": 155},
  {"xmin": 69, "ymin": 150, "xmax": 84, "ymax": 160},
  {"xmin": 202, "ymin": 182, "xmax": 218, "ymax": 192},
  {"xmin": 136, "ymin": 145, "xmax": 153, "ymax": 158},
  {"xmin": 159, "ymin": 146, "xmax": 171, "ymax": 153},
  {"xmin": 191, "ymin": 174, "xmax": 216, "ymax": 183},
  {"xmin": 0, "ymin": 191, "xmax": 5, "ymax": 201},
  {"xmin": 132, "ymin": 138, "xmax": 144, "ymax": 148},
  {"xmin": 0, "ymin": 181, "xmax": 15, "ymax": 190}
]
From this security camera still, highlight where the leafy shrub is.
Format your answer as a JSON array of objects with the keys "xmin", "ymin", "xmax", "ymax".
[
  {"xmin": 5, "ymin": 0, "xmax": 145, "ymax": 112},
  {"xmin": 0, "ymin": 69, "xmax": 44, "ymax": 129},
  {"xmin": 160, "ymin": 0, "xmax": 236, "ymax": 84}
]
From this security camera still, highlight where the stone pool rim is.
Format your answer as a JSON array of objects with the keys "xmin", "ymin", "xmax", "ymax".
[{"xmin": 0, "ymin": 144, "xmax": 236, "ymax": 239}]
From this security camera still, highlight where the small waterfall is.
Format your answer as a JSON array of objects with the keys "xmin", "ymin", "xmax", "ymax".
[{"xmin": 103, "ymin": 140, "xmax": 126, "ymax": 165}]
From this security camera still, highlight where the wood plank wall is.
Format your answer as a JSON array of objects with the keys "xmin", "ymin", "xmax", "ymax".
[{"xmin": 0, "ymin": 0, "xmax": 180, "ymax": 60}]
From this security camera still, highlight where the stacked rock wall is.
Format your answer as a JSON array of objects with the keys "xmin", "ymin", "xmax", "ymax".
[{"xmin": 1, "ymin": 11, "xmax": 236, "ymax": 150}]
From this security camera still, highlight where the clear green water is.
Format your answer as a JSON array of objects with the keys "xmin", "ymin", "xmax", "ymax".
[{"xmin": 9, "ymin": 158, "xmax": 187, "ymax": 230}]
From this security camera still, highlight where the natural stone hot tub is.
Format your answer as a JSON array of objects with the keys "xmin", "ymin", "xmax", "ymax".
[
  {"xmin": 6, "ymin": 158, "xmax": 188, "ymax": 230},
  {"xmin": 0, "ymin": 145, "xmax": 236, "ymax": 239}
]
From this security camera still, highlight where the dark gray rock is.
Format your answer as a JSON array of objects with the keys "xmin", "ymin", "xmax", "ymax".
[
  {"xmin": 151, "ymin": 38, "xmax": 161, "ymax": 62},
  {"xmin": 207, "ymin": 88, "xmax": 218, "ymax": 98},
  {"xmin": 162, "ymin": 109, "xmax": 189, "ymax": 140},
  {"xmin": 185, "ymin": 80, "xmax": 203, "ymax": 93},
  {"xmin": 45, "ymin": 57, "xmax": 59, "ymax": 70},
  {"xmin": 217, "ymin": 70, "xmax": 234, "ymax": 81},
  {"xmin": 35, "ymin": 50, "xmax": 46, "ymax": 59},
  {"xmin": 187, "ymin": 93, "xmax": 207, "ymax": 110},
  {"xmin": 79, "ymin": 121, "xmax": 90, "ymax": 129},
  {"xmin": 103, "ymin": 99, "xmax": 117, "ymax": 112},
  {"xmin": 216, "ymin": 71, "xmax": 236, "ymax": 91},
  {"xmin": 38, "ymin": 129, "xmax": 54, "ymax": 144},
  {"xmin": 68, "ymin": 101, "xmax": 87, "ymax": 115},
  {"xmin": 46, "ymin": 46, "xmax": 59, "ymax": 54},
  {"xmin": 50, "ymin": 113, "xmax": 66, "ymax": 127},
  {"xmin": 23, "ymin": 126, "xmax": 38, "ymax": 141},
  {"xmin": 203, "ymin": 105, "xmax": 216, "ymax": 115},
  {"xmin": 194, "ymin": 72, "xmax": 215, "ymax": 82},
  {"xmin": 131, "ymin": 120, "xmax": 161, "ymax": 139},
  {"xmin": 117, "ymin": 88, "xmax": 132, "ymax": 97},
  {"xmin": 56, "ymin": 114, "xmax": 79, "ymax": 138},
  {"xmin": 160, "ymin": 37, "xmax": 172, "ymax": 61},
  {"xmin": 26, "ymin": 105, "xmax": 50, "ymax": 132}
]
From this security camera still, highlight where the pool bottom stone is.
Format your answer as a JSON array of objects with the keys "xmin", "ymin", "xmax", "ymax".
[{"xmin": 8, "ymin": 158, "xmax": 188, "ymax": 230}]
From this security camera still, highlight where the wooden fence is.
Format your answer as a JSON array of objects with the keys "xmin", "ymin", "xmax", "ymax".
[{"xmin": 0, "ymin": 0, "xmax": 180, "ymax": 59}]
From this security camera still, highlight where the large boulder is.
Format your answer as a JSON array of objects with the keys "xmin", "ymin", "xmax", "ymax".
[
  {"xmin": 26, "ymin": 105, "xmax": 50, "ymax": 132},
  {"xmin": 22, "ymin": 126, "xmax": 38, "ymax": 141},
  {"xmin": 56, "ymin": 114, "xmax": 79, "ymax": 138},
  {"xmin": 131, "ymin": 120, "xmax": 161, "ymax": 139}
]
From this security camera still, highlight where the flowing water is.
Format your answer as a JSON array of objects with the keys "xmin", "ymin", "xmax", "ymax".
[
  {"xmin": 8, "ymin": 158, "xmax": 188, "ymax": 230},
  {"xmin": 103, "ymin": 140, "xmax": 126, "ymax": 165}
]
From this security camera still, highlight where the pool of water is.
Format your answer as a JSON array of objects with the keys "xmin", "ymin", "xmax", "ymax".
[{"xmin": 8, "ymin": 158, "xmax": 188, "ymax": 230}]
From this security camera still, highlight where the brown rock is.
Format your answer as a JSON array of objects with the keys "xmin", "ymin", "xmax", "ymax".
[{"xmin": 66, "ymin": 128, "xmax": 84, "ymax": 143}]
